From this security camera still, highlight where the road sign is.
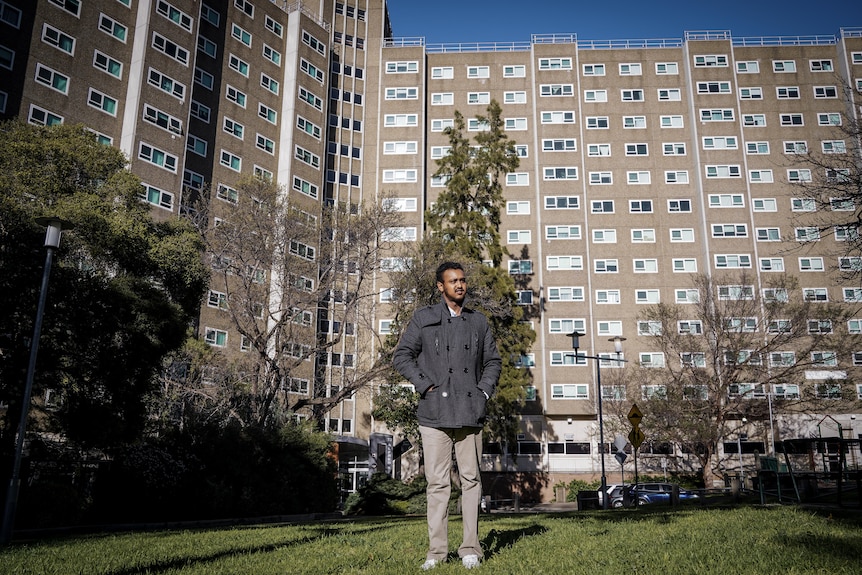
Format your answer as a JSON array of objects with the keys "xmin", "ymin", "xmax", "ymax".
[
  {"xmin": 627, "ymin": 404, "xmax": 643, "ymax": 427},
  {"xmin": 613, "ymin": 435, "xmax": 628, "ymax": 452},
  {"xmin": 614, "ymin": 452, "xmax": 627, "ymax": 466},
  {"xmin": 628, "ymin": 427, "xmax": 646, "ymax": 449}
]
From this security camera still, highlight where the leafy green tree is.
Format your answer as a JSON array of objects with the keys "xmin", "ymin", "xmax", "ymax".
[
  {"xmin": 0, "ymin": 120, "xmax": 208, "ymax": 451},
  {"xmin": 375, "ymin": 101, "xmax": 536, "ymax": 449}
]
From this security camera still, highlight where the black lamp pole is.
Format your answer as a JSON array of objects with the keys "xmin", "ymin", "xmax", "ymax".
[{"xmin": 1, "ymin": 217, "xmax": 71, "ymax": 545}]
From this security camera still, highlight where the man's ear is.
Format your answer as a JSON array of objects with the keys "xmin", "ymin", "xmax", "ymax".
[{"xmin": 436, "ymin": 282, "xmax": 444, "ymax": 293}]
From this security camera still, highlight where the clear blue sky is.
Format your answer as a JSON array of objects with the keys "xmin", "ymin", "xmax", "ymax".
[{"xmin": 385, "ymin": 0, "xmax": 862, "ymax": 44}]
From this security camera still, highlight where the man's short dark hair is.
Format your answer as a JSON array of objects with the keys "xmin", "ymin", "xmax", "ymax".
[{"xmin": 436, "ymin": 261, "xmax": 464, "ymax": 284}]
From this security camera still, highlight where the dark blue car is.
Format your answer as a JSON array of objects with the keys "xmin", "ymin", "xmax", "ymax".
[{"xmin": 610, "ymin": 483, "xmax": 698, "ymax": 507}]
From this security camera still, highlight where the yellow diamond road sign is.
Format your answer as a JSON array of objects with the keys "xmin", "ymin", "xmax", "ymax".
[
  {"xmin": 627, "ymin": 404, "xmax": 644, "ymax": 427},
  {"xmin": 629, "ymin": 427, "xmax": 646, "ymax": 449}
]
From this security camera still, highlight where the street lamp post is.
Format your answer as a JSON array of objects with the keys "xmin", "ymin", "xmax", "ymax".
[
  {"xmin": 1, "ymin": 217, "xmax": 72, "ymax": 546},
  {"xmin": 737, "ymin": 417, "xmax": 748, "ymax": 489},
  {"xmin": 568, "ymin": 332, "xmax": 626, "ymax": 510}
]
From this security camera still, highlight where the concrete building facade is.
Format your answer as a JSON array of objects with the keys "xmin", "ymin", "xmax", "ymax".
[{"xmin": 2, "ymin": 0, "xmax": 861, "ymax": 495}]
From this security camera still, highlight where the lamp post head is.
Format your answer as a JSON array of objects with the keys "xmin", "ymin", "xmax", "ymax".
[
  {"xmin": 608, "ymin": 336, "xmax": 626, "ymax": 354},
  {"xmin": 35, "ymin": 216, "xmax": 74, "ymax": 249},
  {"xmin": 567, "ymin": 331, "xmax": 585, "ymax": 352}
]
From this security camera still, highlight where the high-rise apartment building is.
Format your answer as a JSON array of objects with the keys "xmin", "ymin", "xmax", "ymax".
[{"xmin": 2, "ymin": 0, "xmax": 860, "ymax": 494}]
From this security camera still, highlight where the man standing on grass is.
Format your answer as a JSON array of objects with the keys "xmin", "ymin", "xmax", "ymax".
[{"xmin": 393, "ymin": 261, "xmax": 502, "ymax": 570}]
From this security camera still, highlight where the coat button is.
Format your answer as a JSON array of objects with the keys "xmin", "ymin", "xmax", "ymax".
[
  {"xmin": 442, "ymin": 391, "xmax": 448, "ymax": 398},
  {"xmin": 448, "ymin": 368, "xmax": 453, "ymax": 373},
  {"xmin": 464, "ymin": 368, "xmax": 469, "ymax": 373}
]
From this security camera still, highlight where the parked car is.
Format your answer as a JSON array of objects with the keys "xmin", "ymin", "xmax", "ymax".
[
  {"xmin": 596, "ymin": 484, "xmax": 623, "ymax": 508},
  {"xmin": 610, "ymin": 483, "xmax": 699, "ymax": 508}
]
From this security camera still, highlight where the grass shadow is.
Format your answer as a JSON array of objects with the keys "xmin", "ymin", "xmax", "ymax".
[
  {"xmin": 101, "ymin": 523, "xmax": 398, "ymax": 575},
  {"xmin": 480, "ymin": 524, "xmax": 548, "ymax": 560}
]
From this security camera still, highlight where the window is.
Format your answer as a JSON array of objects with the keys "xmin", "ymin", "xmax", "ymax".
[
  {"xmin": 709, "ymin": 194, "xmax": 744, "ymax": 208},
  {"xmin": 658, "ymin": 88, "xmax": 682, "ymax": 101},
  {"xmin": 541, "ymin": 84, "xmax": 574, "ymax": 97},
  {"xmin": 624, "ymin": 116, "xmax": 647, "ymax": 128},
  {"xmin": 385, "ymin": 141, "xmax": 417, "ymax": 155},
  {"xmin": 814, "ymin": 86, "xmax": 838, "ymax": 99},
  {"xmin": 545, "ymin": 225, "xmax": 581, "ymax": 240},
  {"xmin": 505, "ymin": 118, "xmax": 528, "ymax": 131},
  {"xmin": 676, "ymin": 320, "xmax": 703, "ymax": 336},
  {"xmin": 543, "ymin": 139, "xmax": 577, "ymax": 152},
  {"xmin": 788, "ymin": 169, "xmax": 812, "ymax": 183},
  {"xmin": 542, "ymin": 111, "xmax": 575, "ymax": 124},
  {"xmin": 35, "ymin": 64, "xmax": 69, "ymax": 94},
  {"xmin": 42, "ymin": 24, "xmax": 75, "ymax": 55},
  {"xmin": 468, "ymin": 118, "xmax": 490, "ymax": 131},
  {"xmin": 508, "ymin": 260, "xmax": 533, "ymax": 275},
  {"xmin": 592, "ymin": 229, "xmax": 617, "ymax": 243},
  {"xmin": 638, "ymin": 321, "xmax": 662, "ymax": 336},
  {"xmin": 776, "ymin": 86, "xmax": 800, "ymax": 99},
  {"xmin": 703, "ymin": 136, "xmax": 738, "ymax": 150},
  {"xmin": 507, "ymin": 201, "xmax": 530, "ymax": 215},
  {"xmin": 506, "ymin": 173, "xmax": 529, "ymax": 186},
  {"xmin": 380, "ymin": 227, "xmax": 417, "ymax": 242},
  {"xmin": 670, "ymin": 228, "xmax": 695, "ymax": 242},
  {"xmin": 386, "ymin": 87, "xmax": 418, "ymax": 100},
  {"xmin": 681, "ymin": 352, "xmax": 706, "ymax": 367},
  {"xmin": 504, "ymin": 91, "xmax": 527, "ymax": 104},
  {"xmin": 547, "ymin": 256, "xmax": 583, "ymax": 270},
  {"xmin": 596, "ymin": 290, "xmax": 620, "ymax": 304},
  {"xmin": 139, "ymin": 142, "xmax": 177, "ymax": 172},
  {"xmin": 299, "ymin": 86, "xmax": 322, "ymax": 110},
  {"xmin": 539, "ymin": 57, "xmax": 572, "ymax": 70},
  {"xmin": 627, "ymin": 171, "xmax": 651, "ymax": 184},
  {"xmin": 584, "ymin": 89, "xmax": 607, "ymax": 102},
  {"xmin": 234, "ymin": 0, "xmax": 254, "ymax": 17},
  {"xmin": 663, "ymin": 142, "xmax": 686, "ymax": 155},
  {"xmin": 295, "ymin": 146, "xmax": 320, "ymax": 168},
  {"xmin": 152, "ymin": 32, "xmax": 188, "ymax": 64},
  {"xmin": 503, "ymin": 65, "xmax": 525, "ymax": 77},
  {"xmin": 799, "ymin": 257, "xmax": 825, "ymax": 272},
  {"xmin": 780, "ymin": 114, "xmax": 804, "ymax": 126},
  {"xmin": 544, "ymin": 167, "xmax": 578, "ymax": 180},
  {"xmin": 547, "ymin": 287, "xmax": 585, "ymax": 302},
  {"xmin": 665, "ymin": 171, "xmax": 688, "ymax": 184},
  {"xmin": 591, "ymin": 200, "xmax": 614, "ymax": 213},
  {"xmin": 756, "ymin": 228, "xmax": 781, "ymax": 242},
  {"xmin": 630, "ymin": 200, "xmax": 653, "ymax": 213},
  {"xmin": 743, "ymin": 114, "xmax": 767, "ymax": 126},
  {"xmin": 673, "ymin": 259, "xmax": 697, "ymax": 273},
  {"xmin": 697, "ymin": 81, "xmax": 731, "ymax": 94},
  {"xmin": 668, "ymin": 199, "xmax": 692, "ymax": 213},
  {"xmin": 219, "ymin": 150, "xmax": 241, "ymax": 172},
  {"xmin": 694, "ymin": 55, "xmax": 728, "ymax": 67},
  {"xmin": 795, "ymin": 227, "xmax": 820, "ymax": 242},
  {"xmin": 634, "ymin": 261, "xmax": 658, "ymax": 275},
  {"xmin": 551, "ymin": 384, "xmax": 589, "ymax": 399},
  {"xmin": 621, "ymin": 89, "xmax": 644, "ymax": 101},
  {"xmin": 672, "ymin": 289, "xmax": 699, "ymax": 307},
  {"xmin": 588, "ymin": 144, "xmax": 611, "ymax": 157},
  {"xmin": 818, "ymin": 113, "xmax": 841, "ymax": 126},
  {"xmin": 589, "ymin": 172, "xmax": 612, "ymax": 185},
  {"xmin": 597, "ymin": 321, "xmax": 623, "ymax": 336},
  {"xmin": 583, "ymin": 63, "xmax": 605, "ymax": 76},
  {"xmin": 255, "ymin": 133, "xmax": 274, "ymax": 155},
  {"xmin": 508, "ymin": 230, "xmax": 531, "ymax": 244},
  {"xmin": 810, "ymin": 59, "xmax": 833, "ymax": 72},
  {"xmin": 293, "ymin": 177, "xmax": 318, "ymax": 199},
  {"xmin": 205, "ymin": 328, "xmax": 227, "ymax": 347},
  {"xmin": 631, "ymin": 229, "xmax": 655, "ymax": 243},
  {"xmin": 94, "ymin": 51, "xmax": 122, "ymax": 78},
  {"xmin": 700, "ymin": 109, "xmax": 734, "ymax": 122},
  {"xmin": 140, "ymin": 183, "xmax": 173, "ymax": 210},
  {"xmin": 822, "ymin": 140, "xmax": 846, "ymax": 154},
  {"xmin": 386, "ymin": 114, "xmax": 418, "ymax": 127},
  {"xmin": 382, "ymin": 169, "xmax": 417, "ymax": 182},
  {"xmin": 747, "ymin": 142, "xmax": 770, "ymax": 155},
  {"xmin": 545, "ymin": 196, "xmax": 579, "ymax": 210},
  {"xmin": 715, "ymin": 254, "xmax": 751, "ymax": 269},
  {"xmin": 625, "ymin": 143, "xmax": 648, "ymax": 156},
  {"xmin": 713, "ymin": 224, "xmax": 748, "ymax": 238},
  {"xmin": 706, "ymin": 165, "xmax": 741, "ymax": 179},
  {"xmin": 619, "ymin": 63, "xmax": 642, "ymax": 75},
  {"xmin": 839, "ymin": 257, "xmax": 862, "ymax": 271},
  {"xmin": 773, "ymin": 60, "xmax": 796, "ymax": 72},
  {"xmin": 144, "ymin": 104, "xmax": 182, "ymax": 134},
  {"xmin": 386, "ymin": 61, "xmax": 418, "ymax": 73},
  {"xmin": 190, "ymin": 101, "xmax": 211, "ymax": 123},
  {"xmin": 467, "ymin": 65, "xmax": 490, "ymax": 78},
  {"xmin": 586, "ymin": 116, "xmax": 609, "ymax": 129},
  {"xmin": 99, "ymin": 13, "xmax": 127, "ymax": 42},
  {"xmin": 749, "ymin": 170, "xmax": 773, "ymax": 183},
  {"xmin": 656, "ymin": 62, "xmax": 678, "ymax": 74},
  {"xmin": 594, "ymin": 260, "xmax": 618, "ymax": 273},
  {"xmin": 739, "ymin": 87, "xmax": 762, "ymax": 99},
  {"xmin": 736, "ymin": 60, "xmax": 759, "ymax": 73},
  {"xmin": 753, "ymin": 198, "xmax": 777, "ymax": 212}
]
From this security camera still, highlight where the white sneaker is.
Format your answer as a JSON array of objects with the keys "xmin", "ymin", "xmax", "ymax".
[
  {"xmin": 462, "ymin": 555, "xmax": 481, "ymax": 569},
  {"xmin": 421, "ymin": 558, "xmax": 441, "ymax": 570}
]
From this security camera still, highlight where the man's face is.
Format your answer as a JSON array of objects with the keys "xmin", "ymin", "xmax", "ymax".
[{"xmin": 437, "ymin": 268, "xmax": 467, "ymax": 306}]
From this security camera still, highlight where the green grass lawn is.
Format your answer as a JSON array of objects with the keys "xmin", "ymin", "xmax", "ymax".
[{"xmin": 2, "ymin": 506, "xmax": 861, "ymax": 574}]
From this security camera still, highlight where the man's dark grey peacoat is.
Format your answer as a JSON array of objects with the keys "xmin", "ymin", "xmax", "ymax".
[{"xmin": 393, "ymin": 298, "xmax": 502, "ymax": 429}]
